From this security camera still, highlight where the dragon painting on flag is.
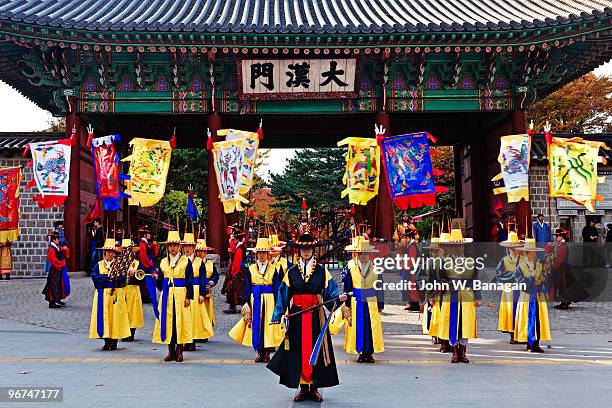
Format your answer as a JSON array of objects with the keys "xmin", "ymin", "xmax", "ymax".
[
  {"xmin": 337, "ymin": 137, "xmax": 380, "ymax": 205},
  {"xmin": 88, "ymin": 128, "xmax": 127, "ymax": 210}
]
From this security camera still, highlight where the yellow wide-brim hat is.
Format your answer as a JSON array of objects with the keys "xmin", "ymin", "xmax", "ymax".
[
  {"xmin": 195, "ymin": 239, "xmax": 215, "ymax": 251},
  {"xmin": 248, "ymin": 237, "xmax": 273, "ymax": 252},
  {"xmin": 499, "ymin": 231, "xmax": 524, "ymax": 248},
  {"xmin": 439, "ymin": 228, "xmax": 473, "ymax": 245},
  {"xmin": 269, "ymin": 234, "xmax": 287, "ymax": 250},
  {"xmin": 121, "ymin": 238, "xmax": 134, "ymax": 249},
  {"xmin": 345, "ymin": 235, "xmax": 379, "ymax": 253},
  {"xmin": 181, "ymin": 232, "xmax": 196, "ymax": 246},
  {"xmin": 98, "ymin": 238, "xmax": 120, "ymax": 251},
  {"xmin": 518, "ymin": 238, "xmax": 545, "ymax": 252},
  {"xmin": 163, "ymin": 230, "xmax": 182, "ymax": 244}
]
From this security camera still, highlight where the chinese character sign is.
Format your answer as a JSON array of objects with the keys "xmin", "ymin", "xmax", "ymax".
[
  {"xmin": 337, "ymin": 137, "xmax": 380, "ymax": 205},
  {"xmin": 213, "ymin": 129, "xmax": 260, "ymax": 213},
  {"xmin": 241, "ymin": 59, "xmax": 356, "ymax": 96},
  {"xmin": 548, "ymin": 136, "xmax": 609, "ymax": 211},
  {"xmin": 380, "ymin": 132, "xmax": 438, "ymax": 209},
  {"xmin": 26, "ymin": 138, "xmax": 72, "ymax": 208},
  {"xmin": 90, "ymin": 134, "xmax": 123, "ymax": 211},
  {"xmin": 0, "ymin": 167, "xmax": 21, "ymax": 243},
  {"xmin": 492, "ymin": 134, "xmax": 531, "ymax": 203},
  {"xmin": 123, "ymin": 138, "xmax": 173, "ymax": 207}
]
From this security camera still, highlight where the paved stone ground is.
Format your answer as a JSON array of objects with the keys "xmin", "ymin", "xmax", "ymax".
[{"xmin": 1, "ymin": 271, "xmax": 611, "ymax": 408}]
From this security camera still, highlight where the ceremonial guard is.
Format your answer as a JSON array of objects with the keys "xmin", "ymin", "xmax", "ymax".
[
  {"xmin": 43, "ymin": 231, "xmax": 70, "ymax": 308},
  {"xmin": 268, "ymin": 234, "xmax": 347, "ymax": 403},
  {"xmin": 195, "ymin": 238, "xmax": 219, "ymax": 338},
  {"xmin": 182, "ymin": 232, "xmax": 213, "ymax": 351},
  {"xmin": 496, "ymin": 231, "xmax": 523, "ymax": 343},
  {"xmin": 229, "ymin": 238, "xmax": 284, "ymax": 362},
  {"xmin": 269, "ymin": 234, "xmax": 290, "ymax": 279},
  {"xmin": 88, "ymin": 238, "xmax": 131, "ymax": 350},
  {"xmin": 245, "ymin": 210, "xmax": 259, "ymax": 265},
  {"xmin": 138, "ymin": 226, "xmax": 159, "ymax": 318},
  {"xmin": 417, "ymin": 236, "xmax": 444, "ymax": 349},
  {"xmin": 152, "ymin": 230, "xmax": 194, "ymax": 362},
  {"xmin": 514, "ymin": 239, "xmax": 552, "ymax": 352},
  {"xmin": 222, "ymin": 227, "xmax": 247, "ymax": 314},
  {"xmin": 341, "ymin": 236, "xmax": 384, "ymax": 363},
  {"xmin": 394, "ymin": 223, "xmax": 420, "ymax": 312},
  {"xmin": 437, "ymin": 229, "xmax": 481, "ymax": 363},
  {"xmin": 121, "ymin": 238, "xmax": 144, "ymax": 341},
  {"xmin": 546, "ymin": 229, "xmax": 588, "ymax": 309}
]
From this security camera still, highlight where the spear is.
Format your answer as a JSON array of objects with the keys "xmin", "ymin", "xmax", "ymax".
[{"xmin": 270, "ymin": 292, "xmax": 351, "ymax": 322}]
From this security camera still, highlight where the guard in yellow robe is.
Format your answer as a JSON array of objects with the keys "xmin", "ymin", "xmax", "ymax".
[
  {"xmin": 195, "ymin": 239, "xmax": 219, "ymax": 338},
  {"xmin": 182, "ymin": 233, "xmax": 213, "ymax": 351},
  {"xmin": 417, "ymin": 237, "xmax": 445, "ymax": 349},
  {"xmin": 121, "ymin": 238, "xmax": 144, "ymax": 341},
  {"xmin": 89, "ymin": 238, "xmax": 131, "ymax": 351},
  {"xmin": 152, "ymin": 230, "xmax": 194, "ymax": 362},
  {"xmin": 341, "ymin": 236, "xmax": 384, "ymax": 363},
  {"xmin": 496, "ymin": 231, "xmax": 523, "ymax": 342},
  {"xmin": 229, "ymin": 237, "xmax": 284, "ymax": 363},
  {"xmin": 269, "ymin": 234, "xmax": 291, "ymax": 279},
  {"xmin": 514, "ymin": 239, "xmax": 552, "ymax": 352},
  {"xmin": 436, "ymin": 229, "xmax": 482, "ymax": 363}
]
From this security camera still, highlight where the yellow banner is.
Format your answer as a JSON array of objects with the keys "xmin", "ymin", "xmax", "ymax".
[
  {"xmin": 492, "ymin": 133, "xmax": 531, "ymax": 203},
  {"xmin": 337, "ymin": 137, "xmax": 380, "ymax": 205},
  {"xmin": 213, "ymin": 129, "xmax": 259, "ymax": 213},
  {"xmin": 122, "ymin": 138, "xmax": 173, "ymax": 207},
  {"xmin": 548, "ymin": 136, "xmax": 609, "ymax": 212}
]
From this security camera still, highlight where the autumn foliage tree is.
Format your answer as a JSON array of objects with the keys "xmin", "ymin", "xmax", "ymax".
[{"xmin": 528, "ymin": 73, "xmax": 612, "ymax": 133}]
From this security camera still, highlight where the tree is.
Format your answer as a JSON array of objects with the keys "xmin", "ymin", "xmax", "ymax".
[
  {"xmin": 156, "ymin": 190, "xmax": 204, "ymax": 229},
  {"xmin": 528, "ymin": 73, "xmax": 612, "ymax": 133},
  {"xmin": 165, "ymin": 148, "xmax": 209, "ymax": 206},
  {"xmin": 252, "ymin": 148, "xmax": 270, "ymax": 190},
  {"xmin": 42, "ymin": 117, "xmax": 65, "ymax": 132},
  {"xmin": 250, "ymin": 187, "xmax": 276, "ymax": 219},
  {"xmin": 269, "ymin": 148, "xmax": 345, "ymax": 215}
]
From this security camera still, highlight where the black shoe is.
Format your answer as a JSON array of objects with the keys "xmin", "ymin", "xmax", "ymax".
[
  {"xmin": 554, "ymin": 302, "xmax": 570, "ymax": 310},
  {"xmin": 56, "ymin": 301, "xmax": 66, "ymax": 306},
  {"xmin": 223, "ymin": 308, "xmax": 239, "ymax": 314},
  {"xmin": 294, "ymin": 386, "xmax": 310, "ymax": 402},
  {"xmin": 49, "ymin": 302, "xmax": 61, "ymax": 309}
]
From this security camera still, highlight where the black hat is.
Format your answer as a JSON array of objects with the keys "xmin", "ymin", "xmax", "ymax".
[
  {"xmin": 554, "ymin": 228, "xmax": 567, "ymax": 237},
  {"xmin": 289, "ymin": 233, "xmax": 324, "ymax": 248}
]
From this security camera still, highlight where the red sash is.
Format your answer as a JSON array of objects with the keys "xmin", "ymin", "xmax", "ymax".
[{"xmin": 293, "ymin": 294, "xmax": 319, "ymax": 382}]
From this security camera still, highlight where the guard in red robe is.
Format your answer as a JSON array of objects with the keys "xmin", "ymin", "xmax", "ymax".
[
  {"xmin": 42, "ymin": 232, "xmax": 70, "ymax": 308},
  {"xmin": 221, "ymin": 228, "xmax": 246, "ymax": 314},
  {"xmin": 138, "ymin": 226, "xmax": 160, "ymax": 318}
]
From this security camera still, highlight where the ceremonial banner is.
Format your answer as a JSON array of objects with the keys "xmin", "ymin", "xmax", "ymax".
[
  {"xmin": 26, "ymin": 138, "xmax": 72, "ymax": 208},
  {"xmin": 492, "ymin": 134, "xmax": 531, "ymax": 202},
  {"xmin": 213, "ymin": 129, "xmax": 260, "ymax": 213},
  {"xmin": 123, "ymin": 138, "xmax": 173, "ymax": 207},
  {"xmin": 0, "ymin": 167, "xmax": 21, "ymax": 243},
  {"xmin": 337, "ymin": 137, "xmax": 380, "ymax": 205},
  {"xmin": 90, "ymin": 134, "xmax": 124, "ymax": 210},
  {"xmin": 548, "ymin": 136, "xmax": 609, "ymax": 211},
  {"xmin": 380, "ymin": 132, "xmax": 442, "ymax": 209}
]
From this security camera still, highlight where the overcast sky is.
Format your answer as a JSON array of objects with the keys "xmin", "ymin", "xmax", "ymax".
[{"xmin": 1, "ymin": 61, "xmax": 610, "ymax": 177}]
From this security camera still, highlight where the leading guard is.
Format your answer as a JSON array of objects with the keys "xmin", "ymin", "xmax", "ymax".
[{"xmin": 268, "ymin": 233, "xmax": 347, "ymax": 403}]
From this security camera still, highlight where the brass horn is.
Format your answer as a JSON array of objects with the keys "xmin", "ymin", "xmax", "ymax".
[{"xmin": 134, "ymin": 269, "xmax": 152, "ymax": 281}]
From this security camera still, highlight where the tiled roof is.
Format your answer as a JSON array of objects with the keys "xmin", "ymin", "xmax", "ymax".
[
  {"xmin": 0, "ymin": 0, "xmax": 610, "ymax": 34},
  {"xmin": 0, "ymin": 132, "xmax": 62, "ymax": 152},
  {"xmin": 531, "ymin": 133, "xmax": 612, "ymax": 162}
]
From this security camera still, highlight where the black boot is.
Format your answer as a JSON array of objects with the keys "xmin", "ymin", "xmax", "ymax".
[
  {"xmin": 176, "ymin": 344, "xmax": 184, "ymax": 362},
  {"xmin": 310, "ymin": 386, "xmax": 323, "ymax": 402},
  {"xmin": 451, "ymin": 345, "xmax": 460, "ymax": 363},
  {"xmin": 164, "ymin": 344, "xmax": 176, "ymax": 361},
  {"xmin": 458, "ymin": 344, "xmax": 470, "ymax": 363},
  {"xmin": 294, "ymin": 385, "xmax": 309, "ymax": 402},
  {"xmin": 101, "ymin": 339, "xmax": 111, "ymax": 351},
  {"xmin": 223, "ymin": 304, "xmax": 238, "ymax": 314}
]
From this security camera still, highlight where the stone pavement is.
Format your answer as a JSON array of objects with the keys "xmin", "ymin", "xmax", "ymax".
[{"xmin": 0, "ymin": 273, "xmax": 611, "ymax": 407}]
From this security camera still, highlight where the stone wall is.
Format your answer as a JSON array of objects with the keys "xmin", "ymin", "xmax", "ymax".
[{"xmin": 1, "ymin": 156, "xmax": 63, "ymax": 278}]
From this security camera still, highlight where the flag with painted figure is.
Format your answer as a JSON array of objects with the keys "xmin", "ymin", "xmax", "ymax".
[
  {"xmin": 492, "ymin": 133, "xmax": 531, "ymax": 202},
  {"xmin": 122, "ymin": 138, "xmax": 173, "ymax": 207},
  {"xmin": 213, "ymin": 129, "xmax": 260, "ymax": 213},
  {"xmin": 548, "ymin": 136, "xmax": 609, "ymax": 212},
  {"xmin": 0, "ymin": 166, "xmax": 21, "ymax": 243},
  {"xmin": 26, "ymin": 137, "xmax": 73, "ymax": 208},
  {"xmin": 90, "ymin": 134, "xmax": 128, "ymax": 210},
  {"xmin": 337, "ymin": 137, "xmax": 380, "ymax": 205}
]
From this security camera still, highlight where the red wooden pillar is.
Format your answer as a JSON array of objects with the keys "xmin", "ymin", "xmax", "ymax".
[
  {"xmin": 64, "ymin": 105, "xmax": 81, "ymax": 271},
  {"xmin": 374, "ymin": 112, "xmax": 394, "ymax": 241},
  {"xmin": 207, "ymin": 113, "xmax": 228, "ymax": 260},
  {"xmin": 512, "ymin": 110, "xmax": 533, "ymax": 238}
]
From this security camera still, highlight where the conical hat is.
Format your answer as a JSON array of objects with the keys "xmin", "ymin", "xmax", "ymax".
[
  {"xmin": 121, "ymin": 238, "xmax": 134, "ymax": 248},
  {"xmin": 518, "ymin": 238, "xmax": 545, "ymax": 252},
  {"xmin": 195, "ymin": 239, "xmax": 215, "ymax": 251},
  {"xmin": 269, "ymin": 234, "xmax": 286, "ymax": 251},
  {"xmin": 98, "ymin": 238, "xmax": 119, "ymax": 251},
  {"xmin": 345, "ymin": 236, "xmax": 379, "ymax": 253},
  {"xmin": 163, "ymin": 230, "xmax": 182, "ymax": 244},
  {"xmin": 182, "ymin": 232, "xmax": 196, "ymax": 245},
  {"xmin": 499, "ymin": 231, "xmax": 523, "ymax": 248},
  {"xmin": 439, "ymin": 229, "xmax": 473, "ymax": 245},
  {"xmin": 248, "ymin": 237, "xmax": 273, "ymax": 252}
]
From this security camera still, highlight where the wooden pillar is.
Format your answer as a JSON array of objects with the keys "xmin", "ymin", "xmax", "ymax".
[
  {"xmin": 64, "ymin": 106, "xmax": 81, "ymax": 271},
  {"xmin": 512, "ymin": 110, "xmax": 533, "ymax": 238},
  {"xmin": 469, "ymin": 139, "xmax": 488, "ymax": 241},
  {"xmin": 374, "ymin": 112, "xmax": 394, "ymax": 241},
  {"xmin": 207, "ymin": 113, "xmax": 228, "ymax": 260},
  {"xmin": 453, "ymin": 143, "xmax": 463, "ymax": 218}
]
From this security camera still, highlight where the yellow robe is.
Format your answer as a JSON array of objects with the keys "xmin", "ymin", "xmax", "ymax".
[
  {"xmin": 420, "ymin": 265, "xmax": 442, "ymax": 337},
  {"xmin": 190, "ymin": 256, "xmax": 214, "ymax": 340},
  {"xmin": 437, "ymin": 265, "xmax": 478, "ymax": 343},
  {"xmin": 343, "ymin": 259, "xmax": 384, "ymax": 354},
  {"xmin": 152, "ymin": 255, "xmax": 193, "ymax": 344},
  {"xmin": 514, "ymin": 258, "xmax": 552, "ymax": 343},
  {"xmin": 497, "ymin": 256, "xmax": 519, "ymax": 333},
  {"xmin": 228, "ymin": 263, "xmax": 284, "ymax": 349},
  {"xmin": 202, "ymin": 259, "xmax": 216, "ymax": 328},
  {"xmin": 89, "ymin": 260, "xmax": 131, "ymax": 339},
  {"xmin": 124, "ymin": 259, "xmax": 144, "ymax": 329}
]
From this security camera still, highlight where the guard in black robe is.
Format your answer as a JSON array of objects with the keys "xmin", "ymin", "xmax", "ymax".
[{"xmin": 267, "ymin": 233, "xmax": 346, "ymax": 403}]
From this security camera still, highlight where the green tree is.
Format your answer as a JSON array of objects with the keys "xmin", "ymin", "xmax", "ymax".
[
  {"xmin": 528, "ymin": 73, "xmax": 612, "ymax": 133},
  {"xmin": 166, "ymin": 148, "xmax": 209, "ymax": 205},
  {"xmin": 269, "ymin": 148, "xmax": 345, "ymax": 215},
  {"xmin": 156, "ymin": 190, "xmax": 204, "ymax": 228}
]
